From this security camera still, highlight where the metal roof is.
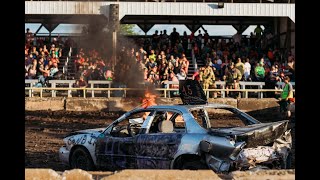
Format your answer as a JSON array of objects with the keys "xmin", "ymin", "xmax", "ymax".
[{"xmin": 25, "ymin": 2, "xmax": 295, "ymax": 23}]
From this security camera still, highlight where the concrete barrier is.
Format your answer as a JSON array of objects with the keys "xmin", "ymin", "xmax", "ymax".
[
  {"xmin": 62, "ymin": 169, "xmax": 93, "ymax": 180},
  {"xmin": 25, "ymin": 169, "xmax": 295, "ymax": 180},
  {"xmin": 25, "ymin": 97, "xmax": 280, "ymax": 113},
  {"xmin": 25, "ymin": 97, "xmax": 65, "ymax": 111},
  {"xmin": 237, "ymin": 98, "xmax": 279, "ymax": 111},
  {"xmin": 208, "ymin": 98, "xmax": 238, "ymax": 107},
  {"xmin": 65, "ymin": 98, "xmax": 109, "ymax": 111},
  {"xmin": 101, "ymin": 170, "xmax": 221, "ymax": 180},
  {"xmin": 25, "ymin": 169, "xmax": 62, "ymax": 180},
  {"xmin": 230, "ymin": 169, "xmax": 295, "ymax": 180}
]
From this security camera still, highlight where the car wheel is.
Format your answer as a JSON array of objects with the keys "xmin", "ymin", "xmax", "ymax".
[
  {"xmin": 181, "ymin": 161, "xmax": 208, "ymax": 170},
  {"xmin": 70, "ymin": 147, "xmax": 95, "ymax": 171}
]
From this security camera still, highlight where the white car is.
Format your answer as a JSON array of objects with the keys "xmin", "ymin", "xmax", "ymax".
[{"xmin": 59, "ymin": 103, "xmax": 292, "ymax": 172}]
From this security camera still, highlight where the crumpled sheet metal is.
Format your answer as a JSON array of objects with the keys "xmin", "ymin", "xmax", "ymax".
[
  {"xmin": 237, "ymin": 146, "xmax": 278, "ymax": 167},
  {"xmin": 236, "ymin": 129, "xmax": 292, "ymax": 168}
]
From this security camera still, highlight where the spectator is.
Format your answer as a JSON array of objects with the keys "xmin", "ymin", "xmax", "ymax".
[
  {"xmin": 170, "ymin": 27, "xmax": 180, "ymax": 46},
  {"xmin": 224, "ymin": 62, "xmax": 242, "ymax": 98},
  {"xmin": 265, "ymin": 65, "xmax": 278, "ymax": 98},
  {"xmin": 25, "ymin": 28, "xmax": 34, "ymax": 46},
  {"xmin": 152, "ymin": 30, "xmax": 160, "ymax": 49},
  {"xmin": 74, "ymin": 76, "xmax": 88, "ymax": 97},
  {"xmin": 254, "ymin": 62, "xmax": 265, "ymax": 81},
  {"xmin": 49, "ymin": 63, "xmax": 59, "ymax": 79},
  {"xmin": 254, "ymin": 25, "xmax": 263, "ymax": 38},
  {"xmin": 149, "ymin": 49, "xmax": 156, "ymax": 62},
  {"xmin": 182, "ymin": 31, "xmax": 188, "ymax": 52},
  {"xmin": 160, "ymin": 72, "xmax": 169, "ymax": 88},
  {"xmin": 192, "ymin": 67, "xmax": 203, "ymax": 82},
  {"xmin": 235, "ymin": 57, "xmax": 245, "ymax": 80},
  {"xmin": 232, "ymin": 31, "xmax": 242, "ymax": 45},
  {"xmin": 197, "ymin": 30, "xmax": 203, "ymax": 50},
  {"xmin": 138, "ymin": 47, "xmax": 147, "ymax": 62},
  {"xmin": 279, "ymin": 76, "xmax": 294, "ymax": 118},
  {"xmin": 212, "ymin": 58, "xmax": 220, "ymax": 74},
  {"xmin": 168, "ymin": 72, "xmax": 179, "ymax": 96},
  {"xmin": 175, "ymin": 68, "xmax": 185, "ymax": 80},
  {"xmin": 199, "ymin": 62, "xmax": 216, "ymax": 98},
  {"xmin": 243, "ymin": 58, "xmax": 251, "ymax": 81}
]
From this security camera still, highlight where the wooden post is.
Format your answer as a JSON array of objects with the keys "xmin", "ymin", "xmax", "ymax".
[
  {"xmin": 40, "ymin": 89, "xmax": 43, "ymax": 98},
  {"xmin": 91, "ymin": 83, "xmax": 95, "ymax": 97}
]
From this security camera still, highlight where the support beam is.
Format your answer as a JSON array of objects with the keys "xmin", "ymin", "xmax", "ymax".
[
  {"xmin": 200, "ymin": 25, "xmax": 207, "ymax": 32},
  {"xmin": 285, "ymin": 18, "xmax": 291, "ymax": 53},
  {"xmin": 42, "ymin": 23, "xmax": 59, "ymax": 33},
  {"xmin": 136, "ymin": 24, "xmax": 154, "ymax": 34},
  {"xmin": 43, "ymin": 23, "xmax": 60, "ymax": 42},
  {"xmin": 232, "ymin": 24, "xmax": 249, "ymax": 34},
  {"xmin": 34, "ymin": 24, "xmax": 43, "ymax": 35},
  {"xmin": 185, "ymin": 24, "xmax": 201, "ymax": 33},
  {"xmin": 275, "ymin": 17, "xmax": 280, "ymax": 49}
]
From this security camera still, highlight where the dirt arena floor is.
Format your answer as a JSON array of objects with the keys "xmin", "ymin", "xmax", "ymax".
[{"xmin": 25, "ymin": 110, "xmax": 295, "ymax": 172}]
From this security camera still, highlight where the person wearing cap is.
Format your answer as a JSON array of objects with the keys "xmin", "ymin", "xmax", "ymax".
[
  {"xmin": 279, "ymin": 76, "xmax": 293, "ymax": 118},
  {"xmin": 200, "ymin": 62, "xmax": 217, "ymax": 98},
  {"xmin": 224, "ymin": 62, "xmax": 242, "ymax": 98}
]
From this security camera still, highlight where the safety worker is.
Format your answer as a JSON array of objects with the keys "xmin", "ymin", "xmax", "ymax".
[
  {"xmin": 279, "ymin": 76, "xmax": 294, "ymax": 118},
  {"xmin": 199, "ymin": 62, "xmax": 217, "ymax": 98},
  {"xmin": 224, "ymin": 62, "xmax": 242, "ymax": 98}
]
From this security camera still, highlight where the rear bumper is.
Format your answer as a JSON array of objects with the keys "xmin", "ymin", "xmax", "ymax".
[{"xmin": 59, "ymin": 146, "xmax": 70, "ymax": 165}]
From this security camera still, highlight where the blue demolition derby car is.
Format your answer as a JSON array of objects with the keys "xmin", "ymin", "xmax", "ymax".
[{"xmin": 59, "ymin": 103, "xmax": 292, "ymax": 173}]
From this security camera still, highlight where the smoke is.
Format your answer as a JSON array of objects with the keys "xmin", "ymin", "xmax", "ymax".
[
  {"xmin": 69, "ymin": 16, "xmax": 147, "ymax": 94},
  {"xmin": 66, "ymin": 10, "xmax": 160, "ymax": 98}
]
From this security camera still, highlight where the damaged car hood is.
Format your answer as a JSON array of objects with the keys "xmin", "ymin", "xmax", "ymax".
[
  {"xmin": 209, "ymin": 121, "xmax": 289, "ymax": 147},
  {"xmin": 66, "ymin": 128, "xmax": 105, "ymax": 137}
]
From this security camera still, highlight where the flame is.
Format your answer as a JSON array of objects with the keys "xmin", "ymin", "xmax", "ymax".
[{"xmin": 141, "ymin": 91, "xmax": 157, "ymax": 109}]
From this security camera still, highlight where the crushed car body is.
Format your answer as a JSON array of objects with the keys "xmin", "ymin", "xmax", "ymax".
[{"xmin": 59, "ymin": 103, "xmax": 292, "ymax": 173}]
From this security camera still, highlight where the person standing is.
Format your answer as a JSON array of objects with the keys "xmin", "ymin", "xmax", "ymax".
[
  {"xmin": 254, "ymin": 62, "xmax": 265, "ymax": 81},
  {"xmin": 224, "ymin": 62, "xmax": 242, "ymax": 98},
  {"xmin": 200, "ymin": 63, "xmax": 217, "ymax": 98},
  {"xmin": 279, "ymin": 76, "xmax": 294, "ymax": 117},
  {"xmin": 243, "ymin": 58, "xmax": 251, "ymax": 81},
  {"xmin": 235, "ymin": 57, "xmax": 245, "ymax": 80}
]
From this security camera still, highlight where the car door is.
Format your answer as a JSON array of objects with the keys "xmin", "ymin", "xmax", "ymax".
[
  {"xmin": 95, "ymin": 110, "xmax": 153, "ymax": 170},
  {"xmin": 134, "ymin": 110, "xmax": 185, "ymax": 169}
]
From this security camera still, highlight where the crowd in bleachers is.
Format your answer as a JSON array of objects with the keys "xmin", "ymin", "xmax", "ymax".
[
  {"xmin": 25, "ymin": 28, "xmax": 74, "ymax": 86},
  {"xmin": 26, "ymin": 25, "xmax": 295, "ymax": 94},
  {"xmin": 123, "ymin": 26, "xmax": 295, "ymax": 92}
]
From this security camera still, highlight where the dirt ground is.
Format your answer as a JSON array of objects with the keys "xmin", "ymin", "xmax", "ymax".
[{"xmin": 25, "ymin": 110, "xmax": 295, "ymax": 172}]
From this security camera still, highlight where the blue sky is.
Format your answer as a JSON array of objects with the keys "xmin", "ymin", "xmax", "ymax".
[{"xmin": 25, "ymin": 23, "xmax": 262, "ymax": 36}]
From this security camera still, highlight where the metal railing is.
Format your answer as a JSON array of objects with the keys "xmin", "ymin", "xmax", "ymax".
[
  {"xmin": 25, "ymin": 79, "xmax": 295, "ymax": 98},
  {"xmin": 25, "ymin": 86, "xmax": 295, "ymax": 99}
]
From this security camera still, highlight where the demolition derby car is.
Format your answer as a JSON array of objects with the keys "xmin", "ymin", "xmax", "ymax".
[{"xmin": 59, "ymin": 103, "xmax": 292, "ymax": 172}]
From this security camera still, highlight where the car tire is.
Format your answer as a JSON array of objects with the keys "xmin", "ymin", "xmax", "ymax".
[
  {"xmin": 181, "ymin": 161, "xmax": 208, "ymax": 170},
  {"xmin": 70, "ymin": 147, "xmax": 95, "ymax": 171}
]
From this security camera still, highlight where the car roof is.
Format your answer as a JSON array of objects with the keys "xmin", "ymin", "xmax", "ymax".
[{"xmin": 134, "ymin": 103, "xmax": 234, "ymax": 112}]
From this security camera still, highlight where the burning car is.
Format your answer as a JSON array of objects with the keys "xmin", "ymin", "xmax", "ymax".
[{"xmin": 59, "ymin": 103, "xmax": 292, "ymax": 172}]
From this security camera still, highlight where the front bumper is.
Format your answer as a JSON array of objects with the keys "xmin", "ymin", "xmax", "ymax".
[{"xmin": 59, "ymin": 146, "xmax": 70, "ymax": 165}]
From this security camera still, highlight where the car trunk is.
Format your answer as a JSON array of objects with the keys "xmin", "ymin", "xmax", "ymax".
[{"xmin": 208, "ymin": 120, "xmax": 289, "ymax": 148}]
